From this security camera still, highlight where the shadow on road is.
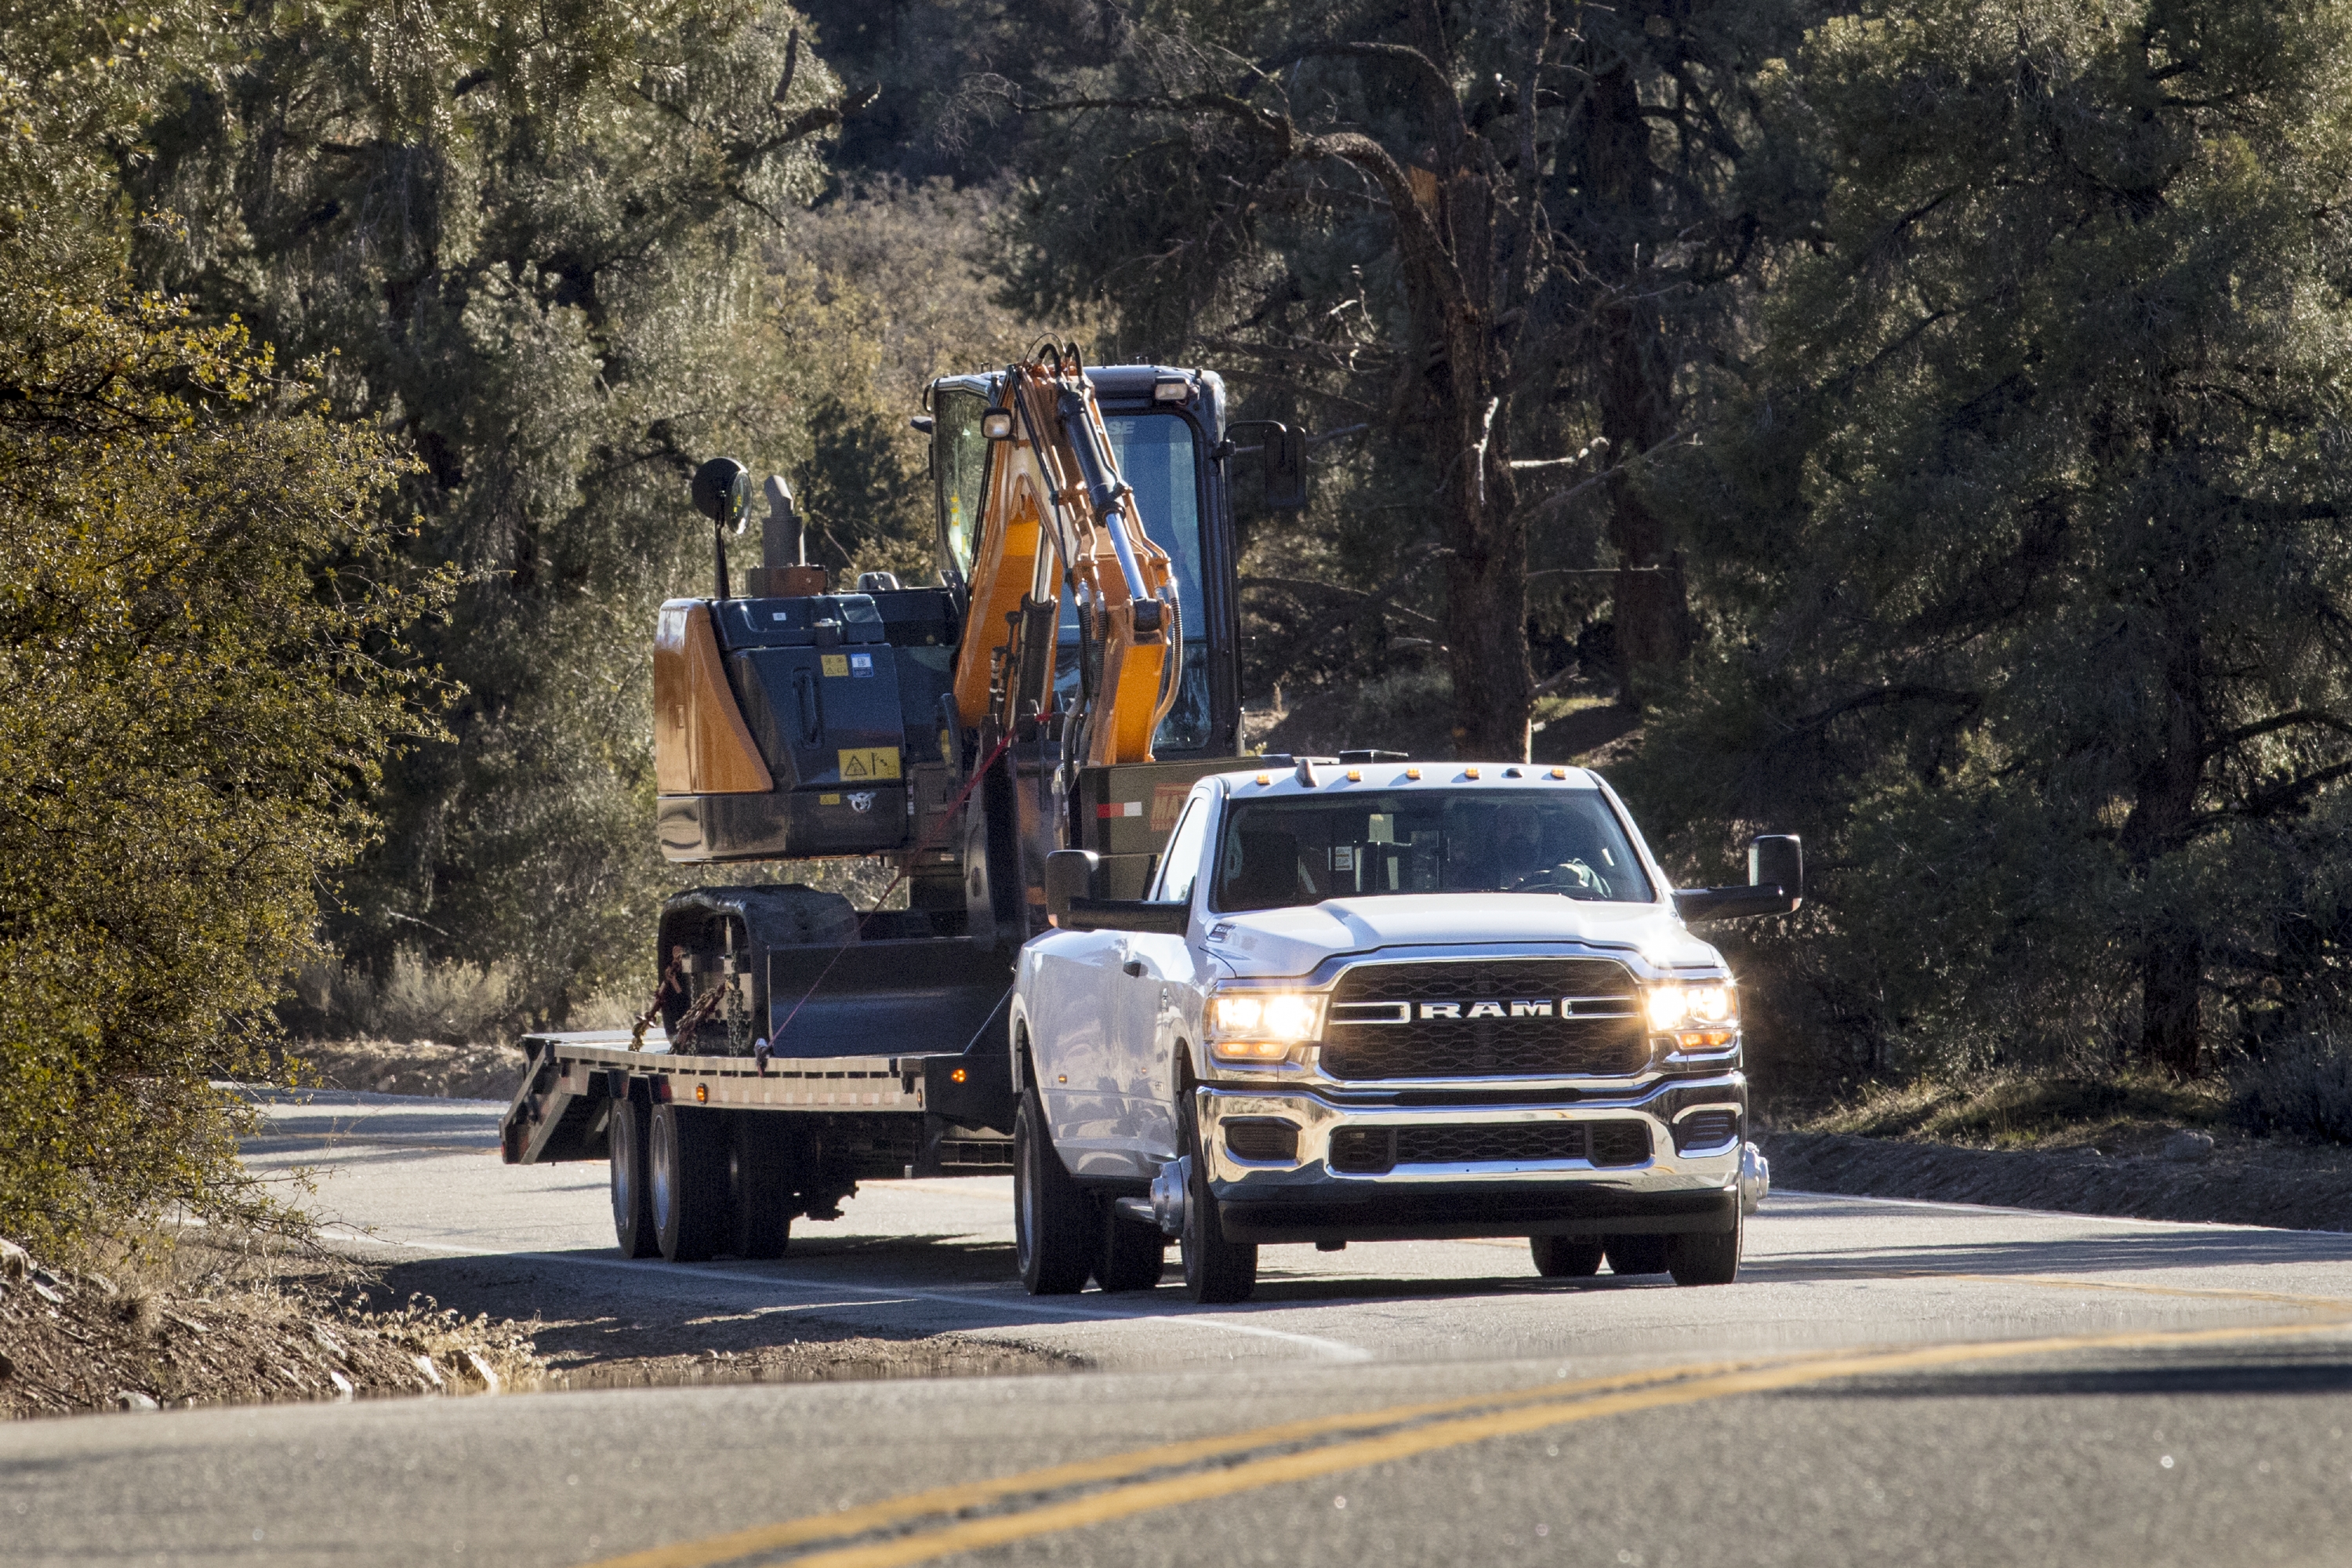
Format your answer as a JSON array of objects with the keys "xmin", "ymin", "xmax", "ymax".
[{"xmin": 1774, "ymin": 1343, "xmax": 2352, "ymax": 1401}]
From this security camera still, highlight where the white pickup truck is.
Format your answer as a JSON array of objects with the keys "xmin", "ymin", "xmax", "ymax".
[{"xmin": 1010, "ymin": 756, "xmax": 1790, "ymax": 1302}]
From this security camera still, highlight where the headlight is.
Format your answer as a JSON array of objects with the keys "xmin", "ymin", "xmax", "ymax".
[
  {"xmin": 1207, "ymin": 991, "xmax": 1325, "ymax": 1062},
  {"xmin": 1644, "ymin": 982, "xmax": 1737, "ymax": 1032}
]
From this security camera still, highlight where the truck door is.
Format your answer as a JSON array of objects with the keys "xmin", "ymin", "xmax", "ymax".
[{"xmin": 1112, "ymin": 796, "xmax": 1211, "ymax": 1165}]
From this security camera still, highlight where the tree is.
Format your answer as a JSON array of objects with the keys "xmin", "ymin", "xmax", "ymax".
[
  {"xmin": 0, "ymin": 0, "xmax": 444, "ymax": 1243},
  {"xmin": 995, "ymin": 0, "xmax": 1798, "ymax": 754},
  {"xmin": 1635, "ymin": 0, "xmax": 2352, "ymax": 1079},
  {"xmin": 124, "ymin": 0, "xmax": 858, "ymax": 1016}
]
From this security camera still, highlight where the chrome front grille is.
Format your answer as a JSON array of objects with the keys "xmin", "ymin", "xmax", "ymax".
[{"xmin": 1319, "ymin": 959, "xmax": 1648, "ymax": 1080}]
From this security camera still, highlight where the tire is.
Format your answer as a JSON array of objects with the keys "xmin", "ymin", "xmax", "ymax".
[
  {"xmin": 1097, "ymin": 1207, "xmax": 1167, "ymax": 1293},
  {"xmin": 608, "ymin": 1093, "xmax": 658, "ymax": 1258},
  {"xmin": 728, "ymin": 1115, "xmax": 795, "ymax": 1261},
  {"xmin": 1668, "ymin": 1207, "xmax": 1743, "ymax": 1287},
  {"xmin": 1530, "ymin": 1236, "xmax": 1604, "ymax": 1278},
  {"xmin": 1014, "ymin": 1087, "xmax": 1092, "ymax": 1295},
  {"xmin": 1179, "ymin": 1095, "xmax": 1258, "ymax": 1304},
  {"xmin": 1604, "ymin": 1235, "xmax": 1671, "ymax": 1277},
  {"xmin": 650, "ymin": 1102, "xmax": 729, "ymax": 1262}
]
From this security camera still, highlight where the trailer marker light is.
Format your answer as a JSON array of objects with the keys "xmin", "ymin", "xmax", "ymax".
[
  {"xmin": 1096, "ymin": 800, "xmax": 1143, "ymax": 818},
  {"xmin": 951, "ymin": 1068, "xmax": 967, "ymax": 1083},
  {"xmin": 695, "ymin": 1083, "xmax": 709, "ymax": 1104}
]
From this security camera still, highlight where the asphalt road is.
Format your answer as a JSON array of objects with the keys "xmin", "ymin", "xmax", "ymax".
[{"xmin": 9, "ymin": 1089, "xmax": 2352, "ymax": 1567}]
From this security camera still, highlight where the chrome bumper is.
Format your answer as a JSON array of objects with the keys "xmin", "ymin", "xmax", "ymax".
[{"xmin": 1191, "ymin": 1072, "xmax": 1749, "ymax": 1243}]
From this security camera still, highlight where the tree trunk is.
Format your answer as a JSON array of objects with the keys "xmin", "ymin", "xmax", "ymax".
[
  {"xmin": 1582, "ymin": 60, "xmax": 1690, "ymax": 708},
  {"xmin": 2118, "ymin": 624, "xmax": 2209, "ymax": 1076}
]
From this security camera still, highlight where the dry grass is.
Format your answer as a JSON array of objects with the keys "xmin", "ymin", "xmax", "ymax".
[{"xmin": 1805, "ymin": 1071, "xmax": 2232, "ymax": 1155}]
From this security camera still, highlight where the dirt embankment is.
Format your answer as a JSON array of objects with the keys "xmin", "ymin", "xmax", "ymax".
[{"xmin": 0, "ymin": 1233, "xmax": 538, "ymax": 1420}]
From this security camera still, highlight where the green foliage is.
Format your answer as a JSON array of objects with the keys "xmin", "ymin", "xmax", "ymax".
[
  {"xmin": 1630, "ymin": 0, "xmax": 2352, "ymax": 1080},
  {"xmin": 0, "ymin": 278, "xmax": 441, "ymax": 1250},
  {"xmin": 120, "ymin": 0, "xmax": 854, "ymax": 1019}
]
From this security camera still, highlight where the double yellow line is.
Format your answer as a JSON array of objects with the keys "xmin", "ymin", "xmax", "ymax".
[{"xmin": 586, "ymin": 1316, "xmax": 2347, "ymax": 1568}]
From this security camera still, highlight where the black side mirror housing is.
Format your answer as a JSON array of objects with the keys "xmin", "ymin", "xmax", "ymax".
[
  {"xmin": 1044, "ymin": 849, "xmax": 1100, "ymax": 921},
  {"xmin": 1060, "ymin": 898, "xmax": 1191, "ymax": 935},
  {"xmin": 1222, "ymin": 421, "xmax": 1310, "ymax": 510},
  {"xmin": 1673, "ymin": 833, "xmax": 1803, "ymax": 923}
]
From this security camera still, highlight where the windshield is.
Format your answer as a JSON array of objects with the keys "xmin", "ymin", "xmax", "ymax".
[
  {"xmin": 1053, "ymin": 412, "xmax": 1211, "ymax": 752},
  {"xmin": 1210, "ymin": 790, "xmax": 1656, "ymax": 913}
]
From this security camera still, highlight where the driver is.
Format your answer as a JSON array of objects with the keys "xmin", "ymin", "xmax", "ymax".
[{"xmin": 1495, "ymin": 804, "xmax": 1550, "ymax": 888}]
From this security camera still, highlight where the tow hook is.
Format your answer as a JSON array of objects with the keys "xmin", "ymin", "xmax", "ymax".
[
  {"xmin": 1739, "ymin": 1141, "xmax": 1770, "ymax": 1215},
  {"xmin": 1150, "ymin": 1156, "xmax": 1190, "ymax": 1236}
]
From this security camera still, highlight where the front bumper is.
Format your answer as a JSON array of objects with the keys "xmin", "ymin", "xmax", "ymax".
[{"xmin": 1197, "ymin": 1072, "xmax": 1748, "ymax": 1245}]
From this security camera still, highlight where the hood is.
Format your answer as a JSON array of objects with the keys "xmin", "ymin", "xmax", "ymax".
[{"xmin": 1201, "ymin": 894, "xmax": 1722, "ymax": 979}]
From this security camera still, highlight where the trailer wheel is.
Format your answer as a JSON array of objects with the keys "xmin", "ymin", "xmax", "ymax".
[
  {"xmin": 1529, "ymin": 1236, "xmax": 1604, "ymax": 1278},
  {"xmin": 1604, "ymin": 1235, "xmax": 1671, "ymax": 1277},
  {"xmin": 609, "ymin": 1093, "xmax": 657, "ymax": 1259},
  {"xmin": 728, "ymin": 1114, "xmax": 794, "ymax": 1261},
  {"xmin": 1667, "ymin": 1207, "xmax": 1743, "ymax": 1287},
  {"xmin": 1096, "ymin": 1205, "xmax": 1167, "ymax": 1293},
  {"xmin": 1014, "ymin": 1087, "xmax": 1091, "ymax": 1295},
  {"xmin": 1178, "ymin": 1097, "xmax": 1258, "ymax": 1304},
  {"xmin": 650, "ymin": 1103, "xmax": 728, "ymax": 1262}
]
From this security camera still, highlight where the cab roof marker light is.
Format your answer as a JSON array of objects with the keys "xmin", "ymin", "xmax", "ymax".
[
  {"xmin": 1551, "ymin": 767, "xmax": 1569, "ymax": 779},
  {"xmin": 1347, "ymin": 769, "xmax": 1363, "ymax": 782},
  {"xmin": 1404, "ymin": 767, "xmax": 1421, "ymax": 780},
  {"xmin": 1464, "ymin": 766, "xmax": 1481, "ymax": 779},
  {"xmin": 1505, "ymin": 766, "xmax": 1523, "ymax": 778},
  {"xmin": 1254, "ymin": 772, "xmax": 1272, "ymax": 786}
]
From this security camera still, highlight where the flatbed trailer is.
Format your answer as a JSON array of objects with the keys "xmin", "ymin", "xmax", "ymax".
[{"xmin": 500, "ymin": 1031, "xmax": 1014, "ymax": 1198}]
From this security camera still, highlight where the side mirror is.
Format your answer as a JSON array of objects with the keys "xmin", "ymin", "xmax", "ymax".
[
  {"xmin": 1044, "ymin": 849, "xmax": 1101, "ymax": 921},
  {"xmin": 1749, "ymin": 835, "xmax": 1802, "ymax": 910},
  {"xmin": 691, "ymin": 457, "xmax": 750, "ymax": 529},
  {"xmin": 1222, "ymin": 421, "xmax": 1311, "ymax": 510},
  {"xmin": 1672, "ymin": 833, "xmax": 1802, "ymax": 924},
  {"xmin": 1263, "ymin": 424, "xmax": 1307, "ymax": 510}
]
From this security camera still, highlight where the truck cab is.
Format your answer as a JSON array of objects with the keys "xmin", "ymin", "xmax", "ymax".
[{"xmin": 1008, "ymin": 758, "xmax": 1788, "ymax": 1302}]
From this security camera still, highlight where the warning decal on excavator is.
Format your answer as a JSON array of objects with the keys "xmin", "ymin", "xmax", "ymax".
[
  {"xmin": 821, "ymin": 654, "xmax": 851, "ymax": 678},
  {"xmin": 837, "ymin": 747, "xmax": 902, "ymax": 782}
]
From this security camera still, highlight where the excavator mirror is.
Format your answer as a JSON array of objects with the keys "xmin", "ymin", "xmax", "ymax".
[
  {"xmin": 981, "ymin": 409, "xmax": 1014, "ymax": 441},
  {"xmin": 1264, "ymin": 426, "xmax": 1307, "ymax": 510},
  {"xmin": 691, "ymin": 456, "xmax": 751, "ymax": 531}
]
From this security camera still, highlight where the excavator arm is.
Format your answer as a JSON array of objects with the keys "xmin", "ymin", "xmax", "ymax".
[{"xmin": 949, "ymin": 350, "xmax": 1184, "ymax": 767}]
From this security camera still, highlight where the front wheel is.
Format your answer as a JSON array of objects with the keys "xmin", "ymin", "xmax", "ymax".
[
  {"xmin": 1014, "ymin": 1087, "xmax": 1092, "ymax": 1295},
  {"xmin": 1668, "ymin": 1207, "xmax": 1743, "ymax": 1287},
  {"xmin": 1179, "ymin": 1096, "xmax": 1258, "ymax": 1304}
]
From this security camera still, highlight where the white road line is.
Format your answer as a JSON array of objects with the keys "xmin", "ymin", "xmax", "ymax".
[{"xmin": 315, "ymin": 1230, "xmax": 1375, "ymax": 1363}]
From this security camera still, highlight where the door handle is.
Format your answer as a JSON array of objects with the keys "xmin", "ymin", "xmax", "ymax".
[{"xmin": 1121, "ymin": 960, "xmax": 1146, "ymax": 978}]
